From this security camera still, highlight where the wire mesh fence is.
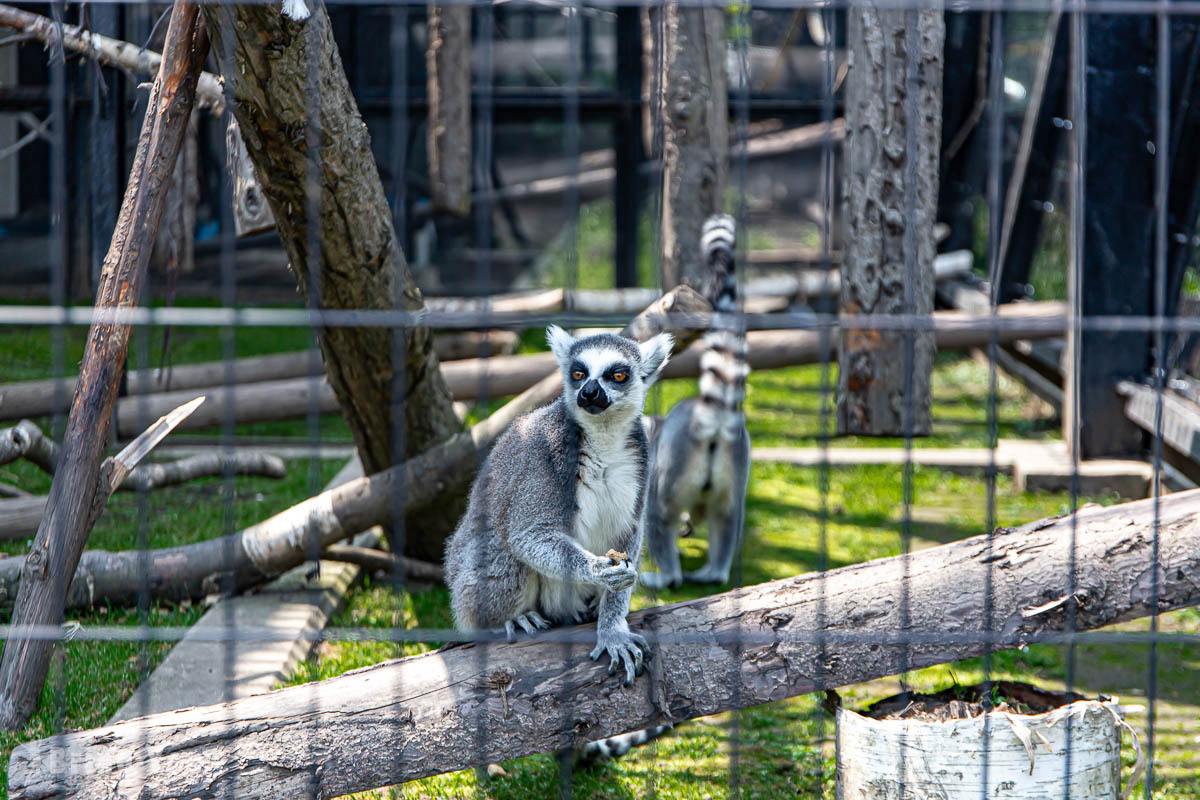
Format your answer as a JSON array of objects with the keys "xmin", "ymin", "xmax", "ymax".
[{"xmin": 0, "ymin": 0, "xmax": 1198, "ymax": 798}]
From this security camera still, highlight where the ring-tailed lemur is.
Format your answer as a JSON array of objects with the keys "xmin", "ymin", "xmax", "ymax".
[
  {"xmin": 445, "ymin": 325, "xmax": 673, "ymax": 685},
  {"xmin": 641, "ymin": 214, "xmax": 751, "ymax": 590}
]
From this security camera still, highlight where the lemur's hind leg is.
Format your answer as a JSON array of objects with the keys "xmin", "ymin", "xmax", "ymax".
[
  {"xmin": 640, "ymin": 476, "xmax": 683, "ymax": 591},
  {"xmin": 685, "ymin": 432, "xmax": 750, "ymax": 585}
]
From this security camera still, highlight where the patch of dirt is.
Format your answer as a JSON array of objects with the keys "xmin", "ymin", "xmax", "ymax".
[{"xmin": 859, "ymin": 681, "xmax": 1089, "ymax": 722}]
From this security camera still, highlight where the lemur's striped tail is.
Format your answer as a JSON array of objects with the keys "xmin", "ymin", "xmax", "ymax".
[
  {"xmin": 574, "ymin": 724, "xmax": 675, "ymax": 766},
  {"xmin": 698, "ymin": 215, "xmax": 749, "ymax": 414}
]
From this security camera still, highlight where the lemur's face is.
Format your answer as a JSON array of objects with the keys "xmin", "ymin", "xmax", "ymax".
[{"xmin": 546, "ymin": 326, "xmax": 673, "ymax": 419}]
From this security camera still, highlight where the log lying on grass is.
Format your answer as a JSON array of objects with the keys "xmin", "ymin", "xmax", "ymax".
[
  {"xmin": 0, "ymin": 333, "xmax": 512, "ymax": 423},
  {"xmin": 98, "ymin": 299, "xmax": 1066, "ymax": 433},
  {"xmin": 322, "ymin": 544, "xmax": 445, "ymax": 583},
  {"xmin": 1, "ymin": 420, "xmax": 285, "ymax": 491},
  {"xmin": 11, "ymin": 490, "xmax": 1200, "ymax": 799}
]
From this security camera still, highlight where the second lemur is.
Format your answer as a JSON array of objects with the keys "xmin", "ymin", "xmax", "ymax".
[
  {"xmin": 641, "ymin": 214, "xmax": 750, "ymax": 590},
  {"xmin": 445, "ymin": 325, "xmax": 673, "ymax": 684}
]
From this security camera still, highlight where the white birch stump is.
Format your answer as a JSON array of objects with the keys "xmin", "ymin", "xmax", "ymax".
[{"xmin": 837, "ymin": 700, "xmax": 1129, "ymax": 799}]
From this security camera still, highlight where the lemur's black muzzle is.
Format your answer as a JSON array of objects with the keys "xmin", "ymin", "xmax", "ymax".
[{"xmin": 577, "ymin": 379, "xmax": 610, "ymax": 414}]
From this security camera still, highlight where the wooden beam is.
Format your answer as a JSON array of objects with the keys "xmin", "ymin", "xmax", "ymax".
[{"xmin": 10, "ymin": 489, "xmax": 1200, "ymax": 799}]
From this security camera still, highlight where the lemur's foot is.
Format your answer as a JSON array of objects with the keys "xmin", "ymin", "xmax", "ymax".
[
  {"xmin": 503, "ymin": 611, "xmax": 551, "ymax": 642},
  {"xmin": 639, "ymin": 570, "xmax": 682, "ymax": 591},
  {"xmin": 571, "ymin": 595, "xmax": 602, "ymax": 624},
  {"xmin": 684, "ymin": 564, "xmax": 730, "ymax": 585},
  {"xmin": 590, "ymin": 627, "xmax": 649, "ymax": 686}
]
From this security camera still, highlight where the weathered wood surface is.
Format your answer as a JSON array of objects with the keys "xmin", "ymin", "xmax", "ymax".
[
  {"xmin": 839, "ymin": 7, "xmax": 944, "ymax": 436},
  {"xmin": 203, "ymin": 2, "xmax": 466, "ymax": 561},
  {"xmin": 0, "ymin": 0, "xmax": 209, "ymax": 730},
  {"xmin": 659, "ymin": 4, "xmax": 728, "ymax": 292},
  {"xmin": 426, "ymin": 2, "xmax": 471, "ymax": 216},
  {"xmin": 0, "ymin": 420, "xmax": 285, "ymax": 488},
  {"xmin": 11, "ymin": 490, "xmax": 1200, "ymax": 799}
]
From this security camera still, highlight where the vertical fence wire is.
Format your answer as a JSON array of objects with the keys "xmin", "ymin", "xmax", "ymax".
[
  {"xmin": 1146, "ymin": 2, "xmax": 1172, "ymax": 795},
  {"xmin": 981, "ymin": 8, "xmax": 1006, "ymax": 795}
]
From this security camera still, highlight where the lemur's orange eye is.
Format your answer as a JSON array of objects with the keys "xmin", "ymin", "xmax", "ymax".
[
  {"xmin": 611, "ymin": 371, "xmax": 628, "ymax": 383},
  {"xmin": 572, "ymin": 369, "xmax": 585, "ymax": 381}
]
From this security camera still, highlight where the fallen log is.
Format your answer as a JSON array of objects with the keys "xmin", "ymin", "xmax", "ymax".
[
  {"xmin": 0, "ymin": 497, "xmax": 41, "ymax": 543},
  {"xmin": 0, "ymin": 451, "xmax": 288, "ymax": 541},
  {"xmin": 10, "ymin": 489, "xmax": 1199, "ymax": 799},
  {"xmin": 0, "ymin": 287, "xmax": 710, "ymax": 611},
  {"xmin": 0, "ymin": 351, "xmax": 327, "ymax": 422},
  {"xmin": 95, "ymin": 299, "xmax": 1065, "ymax": 433},
  {"xmin": 0, "ymin": 420, "xmax": 285, "ymax": 491},
  {"xmin": 0, "ymin": 333, "xmax": 514, "ymax": 422},
  {"xmin": 321, "ymin": 544, "xmax": 445, "ymax": 583}
]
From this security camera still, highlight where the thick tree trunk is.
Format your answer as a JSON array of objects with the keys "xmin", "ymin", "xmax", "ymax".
[
  {"xmin": 659, "ymin": 4, "xmax": 728, "ymax": 293},
  {"xmin": 202, "ymin": 2, "xmax": 467, "ymax": 562},
  {"xmin": 838, "ymin": 8, "xmax": 944, "ymax": 436},
  {"xmin": 426, "ymin": 3, "xmax": 472, "ymax": 216},
  {"xmin": 0, "ymin": 0, "xmax": 210, "ymax": 731},
  {"xmin": 11, "ymin": 489, "xmax": 1200, "ymax": 799}
]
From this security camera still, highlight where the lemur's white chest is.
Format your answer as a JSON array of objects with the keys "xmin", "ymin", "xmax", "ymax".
[{"xmin": 573, "ymin": 429, "xmax": 641, "ymax": 553}]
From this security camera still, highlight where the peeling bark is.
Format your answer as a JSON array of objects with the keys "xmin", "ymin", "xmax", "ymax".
[
  {"xmin": 838, "ymin": 8, "xmax": 944, "ymax": 436},
  {"xmin": 10, "ymin": 490, "xmax": 1200, "ymax": 799}
]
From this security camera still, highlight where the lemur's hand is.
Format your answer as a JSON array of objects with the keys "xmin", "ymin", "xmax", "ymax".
[
  {"xmin": 590, "ymin": 623, "xmax": 649, "ymax": 686},
  {"xmin": 590, "ymin": 555, "xmax": 636, "ymax": 592}
]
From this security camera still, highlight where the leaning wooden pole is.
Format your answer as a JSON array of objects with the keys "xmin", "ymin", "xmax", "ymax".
[
  {"xmin": 11, "ymin": 490, "xmax": 1200, "ymax": 799},
  {"xmin": 0, "ymin": 0, "xmax": 210, "ymax": 731}
]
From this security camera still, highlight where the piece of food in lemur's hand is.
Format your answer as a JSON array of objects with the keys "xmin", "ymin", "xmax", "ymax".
[{"xmin": 606, "ymin": 549, "xmax": 629, "ymax": 565}]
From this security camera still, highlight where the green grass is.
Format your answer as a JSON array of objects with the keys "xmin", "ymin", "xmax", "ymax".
[
  {"xmin": 0, "ymin": 297, "xmax": 316, "ymax": 383},
  {"xmin": 0, "ymin": 601, "xmax": 206, "ymax": 793},
  {"xmin": 286, "ymin": 354, "xmax": 1199, "ymax": 800}
]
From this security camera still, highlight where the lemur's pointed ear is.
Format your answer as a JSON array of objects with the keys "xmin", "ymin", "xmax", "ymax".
[
  {"xmin": 639, "ymin": 333, "xmax": 674, "ymax": 385},
  {"xmin": 546, "ymin": 325, "xmax": 577, "ymax": 365}
]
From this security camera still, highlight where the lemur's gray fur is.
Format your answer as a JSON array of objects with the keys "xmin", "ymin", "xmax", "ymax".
[
  {"xmin": 641, "ymin": 214, "xmax": 751, "ymax": 590},
  {"xmin": 445, "ymin": 325, "xmax": 673, "ymax": 685}
]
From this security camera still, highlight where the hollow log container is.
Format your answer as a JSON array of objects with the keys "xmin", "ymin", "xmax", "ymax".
[{"xmin": 836, "ymin": 700, "xmax": 1124, "ymax": 799}]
